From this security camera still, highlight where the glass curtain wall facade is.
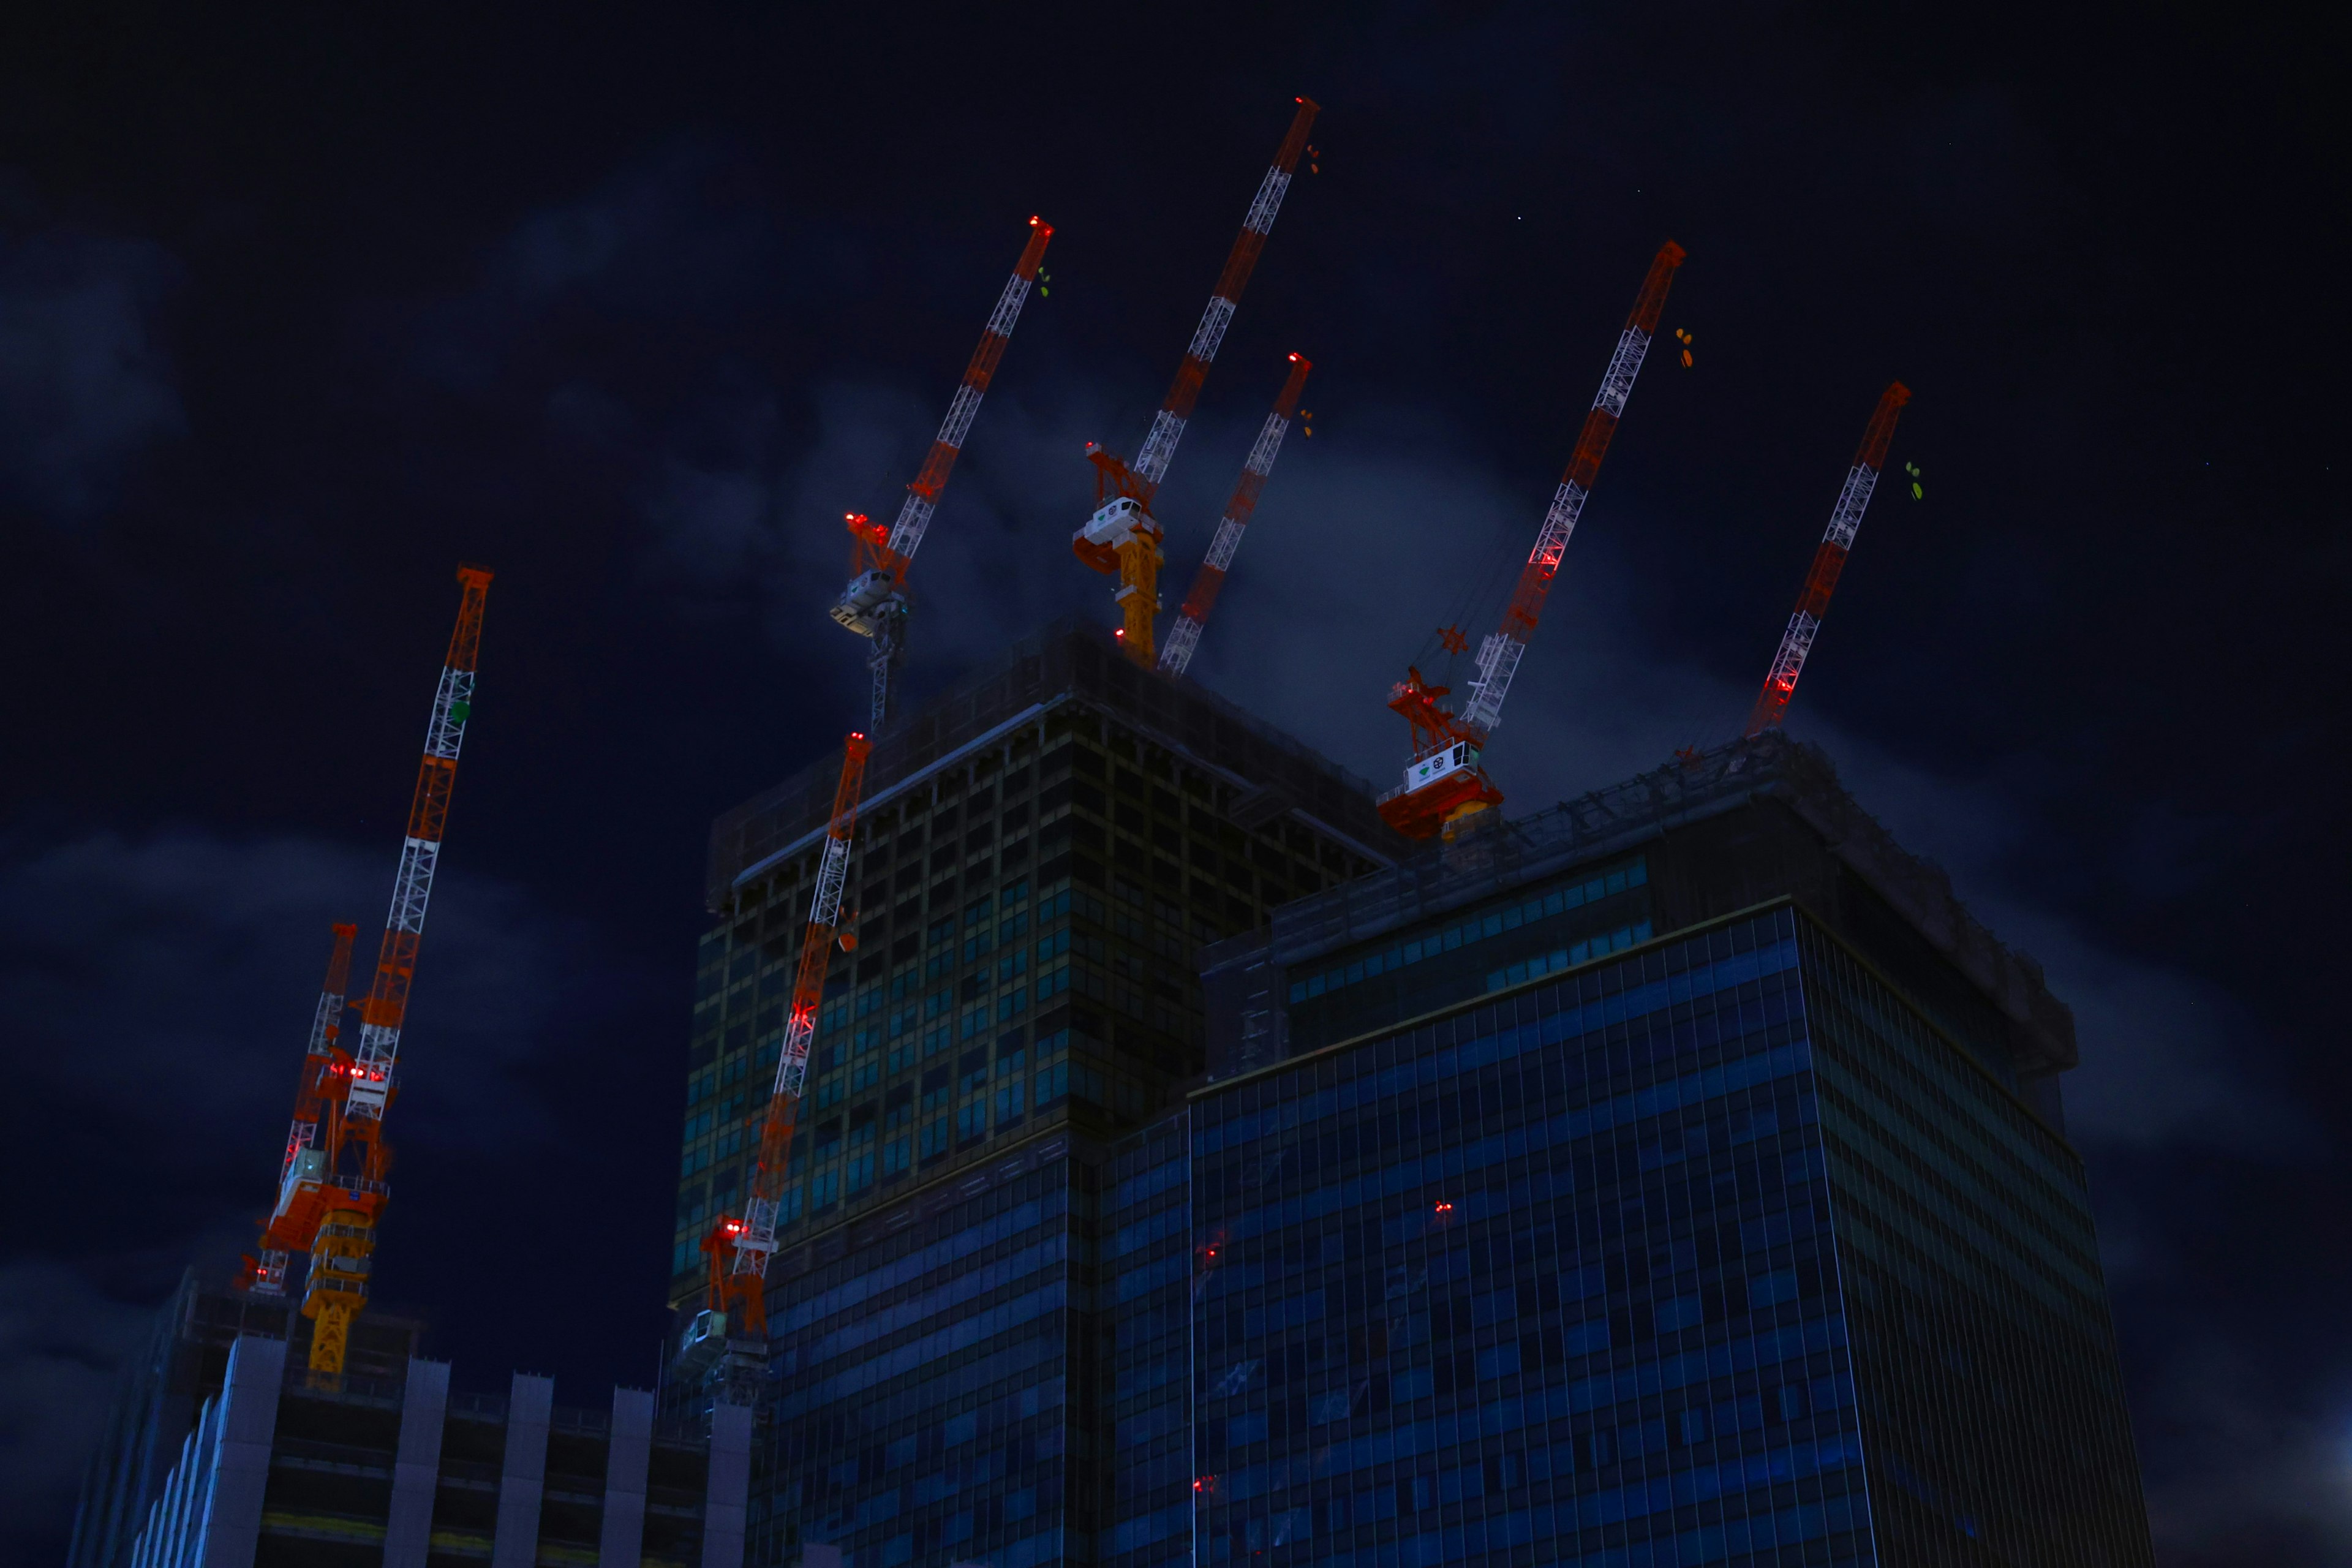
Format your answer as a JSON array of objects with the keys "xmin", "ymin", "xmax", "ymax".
[
  {"xmin": 709, "ymin": 717, "xmax": 2147, "ymax": 1568},
  {"xmin": 756, "ymin": 1140, "xmax": 1087, "ymax": 1568},
  {"xmin": 1795, "ymin": 924, "xmax": 2149, "ymax": 1559},
  {"xmin": 676, "ymin": 624, "xmax": 1396, "ymax": 1312},
  {"xmin": 1098, "ymin": 1113, "xmax": 1195, "ymax": 1568},
  {"xmin": 1178, "ymin": 902, "xmax": 2152, "ymax": 1567}
]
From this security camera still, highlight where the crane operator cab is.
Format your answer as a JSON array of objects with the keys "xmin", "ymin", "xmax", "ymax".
[
  {"xmin": 831, "ymin": 568, "xmax": 902, "ymax": 638},
  {"xmin": 1378, "ymin": 738, "xmax": 1504, "ymax": 839},
  {"xmin": 1403, "ymin": 741, "xmax": 1481, "ymax": 796},
  {"xmin": 1074, "ymin": 494, "xmax": 1151, "ymax": 567}
]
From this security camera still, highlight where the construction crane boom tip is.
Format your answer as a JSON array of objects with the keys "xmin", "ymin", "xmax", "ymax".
[
  {"xmin": 1743, "ymin": 382, "xmax": 1912, "ymax": 738},
  {"xmin": 1157, "ymin": 353, "xmax": 1316, "ymax": 678},
  {"xmin": 1087, "ymin": 100, "xmax": 1317, "ymax": 666}
]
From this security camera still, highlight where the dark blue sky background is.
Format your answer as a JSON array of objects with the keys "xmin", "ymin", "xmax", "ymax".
[{"xmin": 1, "ymin": 3, "xmax": 2342, "ymax": 1561}]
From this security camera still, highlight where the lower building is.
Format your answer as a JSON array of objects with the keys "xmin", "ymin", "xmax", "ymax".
[
  {"xmin": 748, "ymin": 732, "xmax": 2153, "ymax": 1568},
  {"xmin": 69, "ymin": 1272, "xmax": 748, "ymax": 1568}
]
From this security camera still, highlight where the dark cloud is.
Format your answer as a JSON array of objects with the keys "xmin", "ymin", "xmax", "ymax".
[
  {"xmin": 0, "ymin": 1259, "xmax": 165, "ymax": 1549},
  {"xmin": 0, "ymin": 828, "xmax": 596, "ymax": 1153},
  {"xmin": 2135, "ymin": 1343, "xmax": 2352, "ymax": 1565},
  {"xmin": 0, "ymin": 195, "xmax": 184, "ymax": 522}
]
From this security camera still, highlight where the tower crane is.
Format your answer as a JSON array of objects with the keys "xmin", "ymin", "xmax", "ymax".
[
  {"xmin": 1744, "ymin": 382, "xmax": 1912, "ymax": 736},
  {"xmin": 702, "ymin": 731, "xmax": 873, "ymax": 1341},
  {"xmin": 834, "ymin": 219, "xmax": 1055, "ymax": 727},
  {"xmin": 1076, "ymin": 97, "xmax": 1319, "ymax": 666},
  {"xmin": 1376, "ymin": 241, "xmax": 1686, "ymax": 840},
  {"xmin": 701, "ymin": 215, "xmax": 1057, "ymax": 1347},
  {"xmin": 240, "ymin": 922, "xmax": 357, "ymax": 1297},
  {"xmin": 256, "ymin": 565, "xmax": 493, "ymax": 1373},
  {"xmin": 1156, "ymin": 352, "xmax": 1313, "ymax": 678}
]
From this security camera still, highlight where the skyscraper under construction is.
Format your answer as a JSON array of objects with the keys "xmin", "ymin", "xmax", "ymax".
[
  {"xmin": 673, "ymin": 622, "xmax": 1400, "ymax": 1311},
  {"xmin": 676, "ymin": 624, "xmax": 2153, "ymax": 1568}
]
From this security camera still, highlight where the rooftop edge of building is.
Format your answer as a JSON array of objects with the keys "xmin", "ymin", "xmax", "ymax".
[
  {"xmin": 1205, "ymin": 729, "xmax": 2078, "ymax": 1082},
  {"xmin": 704, "ymin": 619, "xmax": 1409, "ymax": 911}
]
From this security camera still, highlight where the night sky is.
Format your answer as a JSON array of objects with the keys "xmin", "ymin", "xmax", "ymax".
[{"xmin": 2, "ymin": 4, "xmax": 2341, "ymax": 1562}]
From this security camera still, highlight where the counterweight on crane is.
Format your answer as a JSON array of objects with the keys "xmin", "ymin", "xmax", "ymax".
[
  {"xmin": 834, "ymin": 219, "xmax": 1055, "ymax": 728},
  {"xmin": 1377, "ymin": 241, "xmax": 1686, "ymax": 840},
  {"xmin": 1744, "ymin": 382, "xmax": 1912, "ymax": 737},
  {"xmin": 1157, "ymin": 353, "xmax": 1313, "ymax": 677},
  {"xmin": 240, "ymin": 922, "xmax": 357, "ymax": 1297},
  {"xmin": 703, "ymin": 733, "xmax": 873, "ymax": 1342},
  {"xmin": 257, "ymin": 565, "xmax": 492, "ymax": 1374},
  {"xmin": 1077, "ymin": 97, "xmax": 1319, "ymax": 667}
]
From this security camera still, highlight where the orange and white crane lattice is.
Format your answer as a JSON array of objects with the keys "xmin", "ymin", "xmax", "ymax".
[
  {"xmin": 703, "ymin": 731, "xmax": 872, "ymax": 1338},
  {"xmin": 1744, "ymin": 382, "xmax": 1912, "ymax": 736},
  {"xmin": 1378, "ymin": 241, "xmax": 1686, "ymax": 840},
  {"xmin": 241, "ymin": 922, "xmax": 358, "ymax": 1297},
  {"xmin": 1156, "ymin": 352, "xmax": 1314, "ymax": 677},
  {"xmin": 249, "ymin": 564, "xmax": 492, "ymax": 1374},
  {"xmin": 834, "ymin": 218, "xmax": 1055, "ymax": 728},
  {"xmin": 1076, "ymin": 97, "xmax": 1319, "ymax": 667}
]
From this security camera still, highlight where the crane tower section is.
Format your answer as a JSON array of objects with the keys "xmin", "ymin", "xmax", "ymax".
[
  {"xmin": 242, "ymin": 922, "xmax": 358, "ymax": 1298},
  {"xmin": 1077, "ymin": 97, "xmax": 1319, "ymax": 666},
  {"xmin": 834, "ymin": 220, "xmax": 1054, "ymax": 728},
  {"xmin": 1744, "ymin": 382, "xmax": 1912, "ymax": 737},
  {"xmin": 1158, "ymin": 353, "xmax": 1313, "ymax": 678},
  {"xmin": 1377, "ymin": 242, "xmax": 1686, "ymax": 841}
]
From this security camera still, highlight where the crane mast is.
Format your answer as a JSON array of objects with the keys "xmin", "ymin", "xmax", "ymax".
[
  {"xmin": 1157, "ymin": 353, "xmax": 1313, "ymax": 677},
  {"xmin": 704, "ymin": 732, "xmax": 873, "ymax": 1340},
  {"xmin": 1076, "ymin": 97, "xmax": 1319, "ymax": 666},
  {"xmin": 1376, "ymin": 242, "xmax": 1686, "ymax": 840},
  {"xmin": 834, "ymin": 219, "xmax": 1055, "ymax": 728},
  {"xmin": 1744, "ymin": 382, "xmax": 1912, "ymax": 736},
  {"xmin": 242, "ymin": 922, "xmax": 358, "ymax": 1297},
  {"xmin": 260, "ymin": 564, "xmax": 492, "ymax": 1374}
]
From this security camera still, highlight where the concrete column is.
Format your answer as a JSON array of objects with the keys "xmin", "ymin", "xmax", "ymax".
[
  {"xmin": 699, "ymin": 1400, "xmax": 754, "ymax": 1568},
  {"xmin": 383, "ymin": 1357, "xmax": 451, "ymax": 1568},
  {"xmin": 597, "ymin": 1387, "xmax": 656, "ymax": 1568},
  {"xmin": 155, "ymin": 1406, "xmax": 221, "ymax": 1568},
  {"xmin": 192, "ymin": 1334, "xmax": 285, "ymax": 1568},
  {"xmin": 490, "ymin": 1373, "xmax": 555, "ymax": 1568}
]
